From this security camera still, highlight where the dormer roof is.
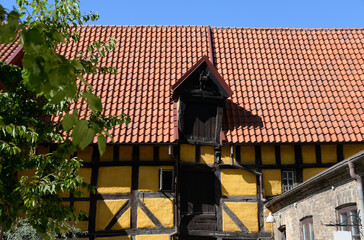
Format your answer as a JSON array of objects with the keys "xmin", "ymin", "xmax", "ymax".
[{"xmin": 172, "ymin": 56, "xmax": 233, "ymax": 98}]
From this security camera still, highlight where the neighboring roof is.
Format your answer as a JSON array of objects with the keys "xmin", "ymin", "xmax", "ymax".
[
  {"xmin": 2, "ymin": 26, "xmax": 364, "ymax": 144},
  {"xmin": 0, "ymin": 42, "xmax": 21, "ymax": 64},
  {"xmin": 266, "ymin": 150, "xmax": 364, "ymax": 213}
]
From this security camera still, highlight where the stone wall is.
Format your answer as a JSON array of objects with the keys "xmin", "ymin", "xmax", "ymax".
[{"xmin": 273, "ymin": 180, "xmax": 362, "ymax": 240}]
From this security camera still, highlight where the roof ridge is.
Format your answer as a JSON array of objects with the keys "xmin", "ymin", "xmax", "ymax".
[{"xmin": 77, "ymin": 25, "xmax": 364, "ymax": 30}]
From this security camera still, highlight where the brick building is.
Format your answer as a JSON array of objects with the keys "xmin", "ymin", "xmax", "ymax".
[
  {"xmin": 1, "ymin": 26, "xmax": 364, "ymax": 240},
  {"xmin": 266, "ymin": 150, "xmax": 364, "ymax": 240}
]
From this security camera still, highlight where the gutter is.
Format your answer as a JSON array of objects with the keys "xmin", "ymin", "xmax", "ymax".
[
  {"xmin": 348, "ymin": 161, "xmax": 364, "ymax": 225},
  {"xmin": 168, "ymin": 145, "xmax": 179, "ymax": 240}
]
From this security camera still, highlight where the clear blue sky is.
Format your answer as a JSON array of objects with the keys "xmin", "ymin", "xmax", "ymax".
[{"xmin": 2, "ymin": 0, "xmax": 364, "ymax": 28}]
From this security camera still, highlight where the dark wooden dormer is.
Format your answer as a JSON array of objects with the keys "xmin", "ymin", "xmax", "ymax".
[{"xmin": 172, "ymin": 56, "xmax": 233, "ymax": 145}]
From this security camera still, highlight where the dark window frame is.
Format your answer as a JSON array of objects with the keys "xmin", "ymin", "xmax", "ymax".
[
  {"xmin": 159, "ymin": 169, "xmax": 174, "ymax": 192},
  {"xmin": 300, "ymin": 216, "xmax": 314, "ymax": 240},
  {"xmin": 337, "ymin": 204, "xmax": 360, "ymax": 240},
  {"xmin": 282, "ymin": 170, "xmax": 296, "ymax": 193}
]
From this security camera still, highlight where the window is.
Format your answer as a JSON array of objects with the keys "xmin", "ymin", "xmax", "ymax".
[
  {"xmin": 159, "ymin": 169, "xmax": 174, "ymax": 191},
  {"xmin": 282, "ymin": 170, "xmax": 295, "ymax": 192},
  {"xmin": 301, "ymin": 217, "xmax": 314, "ymax": 240},
  {"xmin": 278, "ymin": 225, "xmax": 286, "ymax": 240},
  {"xmin": 337, "ymin": 205, "xmax": 360, "ymax": 240}
]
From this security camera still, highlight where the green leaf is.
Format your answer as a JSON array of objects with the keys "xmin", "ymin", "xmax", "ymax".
[
  {"xmin": 71, "ymin": 119, "xmax": 88, "ymax": 145},
  {"xmin": 77, "ymin": 74, "xmax": 93, "ymax": 90},
  {"xmin": 83, "ymin": 91, "xmax": 102, "ymax": 113},
  {"xmin": 97, "ymin": 134, "xmax": 106, "ymax": 156},
  {"xmin": 72, "ymin": 60, "xmax": 84, "ymax": 71},
  {"xmin": 62, "ymin": 112, "xmax": 77, "ymax": 131},
  {"xmin": 79, "ymin": 127, "xmax": 95, "ymax": 150},
  {"xmin": 0, "ymin": 117, "xmax": 4, "ymax": 128},
  {"xmin": 52, "ymin": 31, "xmax": 65, "ymax": 43}
]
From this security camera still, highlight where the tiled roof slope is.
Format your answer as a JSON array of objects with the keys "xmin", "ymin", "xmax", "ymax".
[
  {"xmin": 2, "ymin": 26, "xmax": 364, "ymax": 144},
  {"xmin": 213, "ymin": 28, "xmax": 364, "ymax": 143},
  {"xmin": 0, "ymin": 41, "xmax": 20, "ymax": 63},
  {"xmin": 61, "ymin": 26, "xmax": 211, "ymax": 144}
]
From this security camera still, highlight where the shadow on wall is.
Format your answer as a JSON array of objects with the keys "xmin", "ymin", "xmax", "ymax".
[{"xmin": 223, "ymin": 100, "xmax": 263, "ymax": 131}]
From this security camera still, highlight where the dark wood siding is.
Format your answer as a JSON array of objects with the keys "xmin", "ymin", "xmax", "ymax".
[{"xmin": 184, "ymin": 102, "xmax": 217, "ymax": 143}]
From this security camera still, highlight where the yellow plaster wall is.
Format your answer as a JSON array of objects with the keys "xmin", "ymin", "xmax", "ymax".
[
  {"xmin": 74, "ymin": 201, "xmax": 90, "ymax": 231},
  {"xmin": 200, "ymin": 146, "xmax": 215, "ymax": 164},
  {"xmin": 74, "ymin": 201, "xmax": 89, "ymax": 215},
  {"xmin": 262, "ymin": 169, "xmax": 282, "ymax": 196},
  {"xmin": 223, "ymin": 202, "xmax": 259, "ymax": 233},
  {"xmin": 137, "ymin": 207, "xmax": 156, "ymax": 229},
  {"xmin": 95, "ymin": 237, "xmax": 130, "ymax": 240},
  {"xmin": 111, "ymin": 208, "xmax": 131, "ymax": 230},
  {"xmin": 280, "ymin": 145, "xmax": 295, "ymax": 164},
  {"xmin": 119, "ymin": 146, "xmax": 133, "ymax": 161},
  {"xmin": 180, "ymin": 144, "xmax": 195, "ymax": 163},
  {"xmin": 79, "ymin": 168, "xmax": 92, "ymax": 197},
  {"xmin": 138, "ymin": 166, "xmax": 173, "ymax": 192},
  {"xmin": 223, "ymin": 209, "xmax": 240, "ymax": 232},
  {"xmin": 74, "ymin": 221, "xmax": 88, "ymax": 232},
  {"xmin": 95, "ymin": 199, "xmax": 129, "ymax": 231},
  {"xmin": 77, "ymin": 146, "xmax": 93, "ymax": 162},
  {"xmin": 303, "ymin": 168, "xmax": 328, "ymax": 182},
  {"xmin": 241, "ymin": 145, "xmax": 255, "ymax": 164},
  {"xmin": 140, "ymin": 146, "xmax": 154, "ymax": 161},
  {"xmin": 321, "ymin": 145, "xmax": 337, "ymax": 163},
  {"xmin": 142, "ymin": 198, "xmax": 174, "ymax": 228},
  {"xmin": 159, "ymin": 146, "xmax": 172, "ymax": 161},
  {"xmin": 221, "ymin": 146, "xmax": 234, "ymax": 164},
  {"xmin": 264, "ymin": 209, "xmax": 273, "ymax": 232},
  {"xmin": 302, "ymin": 145, "xmax": 316, "ymax": 164},
  {"xmin": 100, "ymin": 145, "xmax": 114, "ymax": 162},
  {"xmin": 18, "ymin": 169, "xmax": 35, "ymax": 181},
  {"xmin": 343, "ymin": 144, "xmax": 364, "ymax": 159},
  {"xmin": 98, "ymin": 167, "xmax": 131, "ymax": 194},
  {"xmin": 221, "ymin": 169, "xmax": 257, "ymax": 196},
  {"xmin": 135, "ymin": 235, "xmax": 169, "ymax": 240},
  {"xmin": 261, "ymin": 145, "xmax": 276, "ymax": 164}
]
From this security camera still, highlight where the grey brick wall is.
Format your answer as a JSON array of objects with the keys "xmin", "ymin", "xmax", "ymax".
[{"xmin": 272, "ymin": 180, "xmax": 362, "ymax": 240}]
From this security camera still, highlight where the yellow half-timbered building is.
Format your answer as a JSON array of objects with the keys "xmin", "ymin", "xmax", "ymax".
[{"xmin": 2, "ymin": 26, "xmax": 364, "ymax": 240}]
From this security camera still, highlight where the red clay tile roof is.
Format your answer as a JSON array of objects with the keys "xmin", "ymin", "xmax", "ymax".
[
  {"xmin": 2, "ymin": 26, "xmax": 364, "ymax": 144},
  {"xmin": 0, "ymin": 41, "xmax": 21, "ymax": 64}
]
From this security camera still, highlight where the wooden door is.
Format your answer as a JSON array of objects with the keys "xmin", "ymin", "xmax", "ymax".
[{"xmin": 180, "ymin": 167, "xmax": 217, "ymax": 231}]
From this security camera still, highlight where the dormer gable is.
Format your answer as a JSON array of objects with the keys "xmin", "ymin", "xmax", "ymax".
[
  {"xmin": 172, "ymin": 56, "xmax": 232, "ymax": 145},
  {"xmin": 172, "ymin": 56, "xmax": 233, "ymax": 98}
]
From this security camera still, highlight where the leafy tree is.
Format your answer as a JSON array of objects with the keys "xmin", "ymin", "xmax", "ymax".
[{"xmin": 0, "ymin": 0, "xmax": 129, "ymax": 238}]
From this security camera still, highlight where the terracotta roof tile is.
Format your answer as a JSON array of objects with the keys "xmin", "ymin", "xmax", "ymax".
[
  {"xmin": 1, "ymin": 26, "xmax": 363, "ymax": 144},
  {"xmin": 0, "ymin": 38, "xmax": 21, "ymax": 64}
]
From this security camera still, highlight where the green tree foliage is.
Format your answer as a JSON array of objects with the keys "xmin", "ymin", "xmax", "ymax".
[{"xmin": 0, "ymin": 0, "xmax": 130, "ymax": 238}]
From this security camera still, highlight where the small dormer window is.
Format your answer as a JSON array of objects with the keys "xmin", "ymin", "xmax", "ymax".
[{"xmin": 172, "ymin": 56, "xmax": 233, "ymax": 145}]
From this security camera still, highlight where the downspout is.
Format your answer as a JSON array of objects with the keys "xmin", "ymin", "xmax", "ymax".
[
  {"xmin": 169, "ymin": 145, "xmax": 179, "ymax": 240},
  {"xmin": 229, "ymin": 146, "xmax": 267, "ymax": 202},
  {"xmin": 348, "ymin": 161, "xmax": 364, "ymax": 225}
]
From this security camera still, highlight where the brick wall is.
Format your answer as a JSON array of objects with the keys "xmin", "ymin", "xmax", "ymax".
[{"xmin": 273, "ymin": 180, "xmax": 362, "ymax": 240}]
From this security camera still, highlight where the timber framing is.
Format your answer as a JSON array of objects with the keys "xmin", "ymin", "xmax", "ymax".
[{"xmin": 61, "ymin": 143, "xmax": 351, "ymax": 239}]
